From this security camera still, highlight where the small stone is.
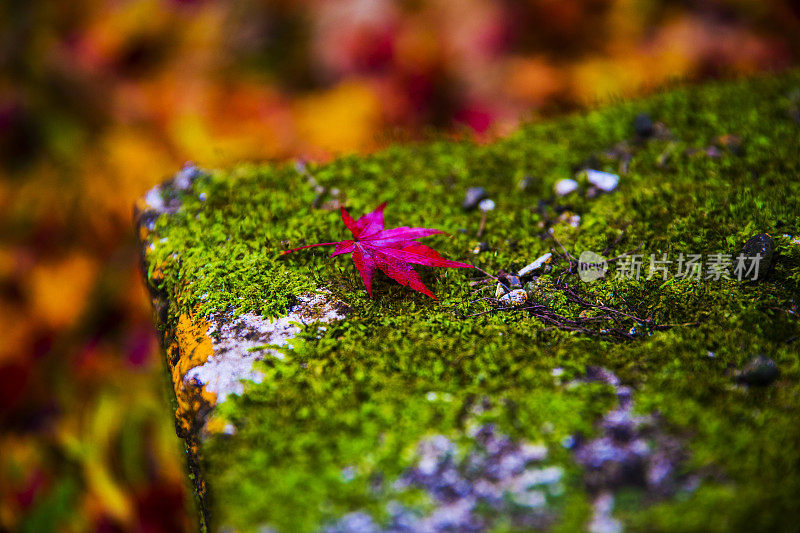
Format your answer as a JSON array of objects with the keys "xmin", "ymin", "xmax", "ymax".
[
  {"xmin": 518, "ymin": 252, "xmax": 553, "ymax": 277},
  {"xmin": 735, "ymin": 355, "xmax": 779, "ymax": 386},
  {"xmin": 506, "ymin": 275, "xmax": 522, "ymax": 289},
  {"xmin": 633, "ymin": 113, "xmax": 654, "ymax": 139},
  {"xmin": 495, "ymin": 277, "xmax": 520, "ymax": 298},
  {"xmin": 499, "ymin": 289, "xmax": 528, "ymax": 307},
  {"xmin": 740, "ymin": 233, "xmax": 776, "ymax": 279},
  {"xmin": 495, "ymin": 283, "xmax": 508, "ymax": 299},
  {"xmin": 462, "ymin": 187, "xmax": 488, "ymax": 210},
  {"xmin": 586, "ymin": 170, "xmax": 619, "ymax": 192},
  {"xmin": 554, "ymin": 179, "xmax": 578, "ymax": 196}
]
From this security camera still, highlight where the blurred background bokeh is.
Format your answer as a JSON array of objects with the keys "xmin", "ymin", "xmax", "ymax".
[{"xmin": 1, "ymin": 0, "xmax": 798, "ymax": 530}]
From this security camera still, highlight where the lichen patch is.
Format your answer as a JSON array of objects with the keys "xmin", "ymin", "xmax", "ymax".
[{"xmin": 185, "ymin": 292, "xmax": 348, "ymax": 403}]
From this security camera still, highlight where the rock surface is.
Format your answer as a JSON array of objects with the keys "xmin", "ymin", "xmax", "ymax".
[{"xmin": 137, "ymin": 72, "xmax": 800, "ymax": 532}]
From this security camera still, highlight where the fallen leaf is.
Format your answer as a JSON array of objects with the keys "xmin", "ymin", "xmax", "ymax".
[{"xmin": 282, "ymin": 203, "xmax": 472, "ymax": 298}]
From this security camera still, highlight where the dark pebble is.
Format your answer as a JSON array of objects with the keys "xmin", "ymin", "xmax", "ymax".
[
  {"xmin": 741, "ymin": 233, "xmax": 776, "ymax": 279},
  {"xmin": 735, "ymin": 355, "xmax": 780, "ymax": 386},
  {"xmin": 462, "ymin": 187, "xmax": 487, "ymax": 211},
  {"xmin": 634, "ymin": 113, "xmax": 655, "ymax": 139}
]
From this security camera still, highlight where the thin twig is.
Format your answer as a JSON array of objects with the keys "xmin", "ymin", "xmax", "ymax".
[
  {"xmin": 471, "ymin": 265, "xmax": 510, "ymax": 293},
  {"xmin": 548, "ymin": 229, "xmax": 574, "ymax": 272},
  {"xmin": 606, "ymin": 242, "xmax": 644, "ymax": 263},
  {"xmin": 602, "ymin": 226, "xmax": 630, "ymax": 256}
]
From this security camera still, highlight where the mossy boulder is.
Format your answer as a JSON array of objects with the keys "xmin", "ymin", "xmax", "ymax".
[{"xmin": 136, "ymin": 71, "xmax": 800, "ymax": 532}]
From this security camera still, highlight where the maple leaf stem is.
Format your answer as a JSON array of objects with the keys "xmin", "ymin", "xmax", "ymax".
[
  {"xmin": 471, "ymin": 265, "xmax": 510, "ymax": 292},
  {"xmin": 280, "ymin": 242, "xmax": 342, "ymax": 255}
]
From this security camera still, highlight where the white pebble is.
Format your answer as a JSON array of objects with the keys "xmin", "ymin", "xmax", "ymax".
[
  {"xmin": 586, "ymin": 169, "xmax": 619, "ymax": 192},
  {"xmin": 554, "ymin": 178, "xmax": 578, "ymax": 196},
  {"xmin": 518, "ymin": 252, "xmax": 552, "ymax": 277}
]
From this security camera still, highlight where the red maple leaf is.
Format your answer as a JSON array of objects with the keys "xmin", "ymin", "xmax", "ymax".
[{"xmin": 281, "ymin": 203, "xmax": 473, "ymax": 298}]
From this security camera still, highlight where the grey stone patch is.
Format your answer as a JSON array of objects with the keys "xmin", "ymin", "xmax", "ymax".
[
  {"xmin": 326, "ymin": 368, "xmax": 693, "ymax": 532},
  {"xmin": 185, "ymin": 292, "xmax": 348, "ymax": 403},
  {"xmin": 326, "ymin": 424, "xmax": 559, "ymax": 532},
  {"xmin": 569, "ymin": 366, "xmax": 693, "ymax": 531}
]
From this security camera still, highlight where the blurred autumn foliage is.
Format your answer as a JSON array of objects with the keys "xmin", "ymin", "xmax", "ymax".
[{"xmin": 0, "ymin": 0, "xmax": 798, "ymax": 530}]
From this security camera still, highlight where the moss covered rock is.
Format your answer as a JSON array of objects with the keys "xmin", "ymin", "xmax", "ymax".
[{"xmin": 136, "ymin": 71, "xmax": 800, "ymax": 532}]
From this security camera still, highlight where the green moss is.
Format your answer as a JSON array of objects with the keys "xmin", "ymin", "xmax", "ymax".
[{"xmin": 145, "ymin": 71, "xmax": 800, "ymax": 531}]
